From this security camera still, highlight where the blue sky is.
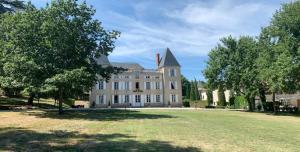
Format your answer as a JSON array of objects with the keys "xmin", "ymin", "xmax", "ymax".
[{"xmin": 29, "ymin": 0, "xmax": 291, "ymax": 80}]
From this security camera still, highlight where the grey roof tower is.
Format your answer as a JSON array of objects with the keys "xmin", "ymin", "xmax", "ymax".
[
  {"xmin": 96, "ymin": 54, "xmax": 110, "ymax": 65},
  {"xmin": 159, "ymin": 48, "xmax": 180, "ymax": 68}
]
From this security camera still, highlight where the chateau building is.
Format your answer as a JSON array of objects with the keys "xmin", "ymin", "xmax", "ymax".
[{"xmin": 89, "ymin": 48, "xmax": 182, "ymax": 108}]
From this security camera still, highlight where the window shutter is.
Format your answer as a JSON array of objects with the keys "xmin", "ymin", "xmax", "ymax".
[
  {"xmin": 169, "ymin": 82, "xmax": 171, "ymax": 89},
  {"xmin": 175, "ymin": 81, "xmax": 178, "ymax": 89},
  {"xmin": 129, "ymin": 82, "xmax": 132, "ymax": 90},
  {"xmin": 96, "ymin": 82, "xmax": 99, "ymax": 90},
  {"xmin": 160, "ymin": 82, "xmax": 162, "ymax": 89},
  {"xmin": 144, "ymin": 82, "xmax": 146, "ymax": 89},
  {"xmin": 132, "ymin": 95, "xmax": 135, "ymax": 103},
  {"xmin": 176, "ymin": 94, "xmax": 178, "ymax": 102},
  {"xmin": 169, "ymin": 69, "xmax": 171, "ymax": 77},
  {"xmin": 169, "ymin": 94, "xmax": 172, "ymax": 102},
  {"xmin": 96, "ymin": 95, "xmax": 99, "ymax": 104},
  {"xmin": 112, "ymin": 95, "xmax": 114, "ymax": 103},
  {"xmin": 104, "ymin": 95, "xmax": 106, "ymax": 104},
  {"xmin": 112, "ymin": 82, "xmax": 114, "ymax": 90},
  {"xmin": 103, "ymin": 81, "xmax": 106, "ymax": 90},
  {"xmin": 151, "ymin": 95, "xmax": 154, "ymax": 103},
  {"xmin": 174, "ymin": 69, "xmax": 177, "ymax": 77}
]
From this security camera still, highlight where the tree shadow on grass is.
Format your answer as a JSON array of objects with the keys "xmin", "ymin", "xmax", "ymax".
[
  {"xmin": 0, "ymin": 127, "xmax": 202, "ymax": 152},
  {"xmin": 240, "ymin": 110, "xmax": 300, "ymax": 118},
  {"xmin": 22, "ymin": 109, "xmax": 176, "ymax": 121},
  {"xmin": 0, "ymin": 97, "xmax": 59, "ymax": 110}
]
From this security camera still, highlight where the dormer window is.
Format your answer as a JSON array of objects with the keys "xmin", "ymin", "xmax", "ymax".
[
  {"xmin": 134, "ymin": 71, "xmax": 139, "ymax": 79},
  {"xmin": 146, "ymin": 76, "xmax": 150, "ymax": 79},
  {"xmin": 170, "ymin": 69, "xmax": 175, "ymax": 77},
  {"xmin": 135, "ymin": 82, "xmax": 140, "ymax": 89}
]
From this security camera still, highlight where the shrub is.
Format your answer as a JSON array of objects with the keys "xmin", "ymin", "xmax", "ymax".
[
  {"xmin": 229, "ymin": 97, "xmax": 235, "ymax": 106},
  {"xmin": 215, "ymin": 106, "xmax": 226, "ymax": 109},
  {"xmin": 64, "ymin": 98, "xmax": 75, "ymax": 106},
  {"xmin": 183, "ymin": 99, "xmax": 190, "ymax": 107},
  {"xmin": 205, "ymin": 105, "xmax": 215, "ymax": 108},
  {"xmin": 264, "ymin": 102, "xmax": 274, "ymax": 111},
  {"xmin": 257, "ymin": 104, "xmax": 262, "ymax": 111},
  {"xmin": 189, "ymin": 100, "xmax": 208, "ymax": 108},
  {"xmin": 234, "ymin": 96, "xmax": 248, "ymax": 109}
]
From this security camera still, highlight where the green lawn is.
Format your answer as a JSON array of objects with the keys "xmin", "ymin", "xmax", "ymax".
[
  {"xmin": 0, "ymin": 96, "xmax": 89, "ymax": 110},
  {"xmin": 0, "ymin": 109, "xmax": 299, "ymax": 152}
]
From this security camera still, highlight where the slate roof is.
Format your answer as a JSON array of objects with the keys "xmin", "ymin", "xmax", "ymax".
[
  {"xmin": 96, "ymin": 54, "xmax": 110, "ymax": 65},
  {"xmin": 159, "ymin": 48, "xmax": 180, "ymax": 68},
  {"xmin": 111, "ymin": 62, "xmax": 144, "ymax": 70}
]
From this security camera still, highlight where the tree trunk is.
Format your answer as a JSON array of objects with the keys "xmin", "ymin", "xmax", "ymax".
[
  {"xmin": 272, "ymin": 92, "xmax": 277, "ymax": 114},
  {"xmin": 246, "ymin": 94, "xmax": 254, "ymax": 112},
  {"xmin": 27, "ymin": 92, "xmax": 35, "ymax": 105},
  {"xmin": 258, "ymin": 86, "xmax": 266, "ymax": 111},
  {"xmin": 250, "ymin": 95, "xmax": 255, "ymax": 111},
  {"xmin": 58, "ymin": 90, "xmax": 63, "ymax": 114}
]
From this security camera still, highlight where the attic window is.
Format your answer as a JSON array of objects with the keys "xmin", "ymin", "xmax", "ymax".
[{"xmin": 170, "ymin": 69, "xmax": 175, "ymax": 77}]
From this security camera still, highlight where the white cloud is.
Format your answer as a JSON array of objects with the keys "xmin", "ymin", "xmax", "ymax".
[{"xmin": 106, "ymin": 0, "xmax": 286, "ymax": 61}]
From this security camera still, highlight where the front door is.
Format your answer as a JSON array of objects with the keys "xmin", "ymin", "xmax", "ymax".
[{"xmin": 134, "ymin": 95, "xmax": 142, "ymax": 107}]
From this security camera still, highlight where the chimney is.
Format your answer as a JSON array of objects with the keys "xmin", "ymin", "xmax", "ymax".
[{"xmin": 156, "ymin": 53, "xmax": 160, "ymax": 67}]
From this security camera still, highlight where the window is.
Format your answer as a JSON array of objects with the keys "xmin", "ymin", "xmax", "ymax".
[
  {"xmin": 155, "ymin": 76, "xmax": 160, "ymax": 79},
  {"xmin": 135, "ymin": 82, "xmax": 140, "ymax": 89},
  {"xmin": 146, "ymin": 95, "xmax": 151, "ymax": 103},
  {"xmin": 99, "ymin": 95, "xmax": 104, "ymax": 104},
  {"xmin": 146, "ymin": 82, "xmax": 151, "ymax": 90},
  {"xmin": 114, "ymin": 95, "xmax": 119, "ymax": 104},
  {"xmin": 155, "ymin": 82, "xmax": 160, "ymax": 90},
  {"xmin": 146, "ymin": 76, "xmax": 150, "ymax": 79},
  {"xmin": 114, "ymin": 82, "xmax": 119, "ymax": 90},
  {"xmin": 125, "ymin": 75, "xmax": 129, "ymax": 79},
  {"xmin": 156, "ymin": 95, "xmax": 161, "ymax": 102},
  {"xmin": 170, "ymin": 69, "xmax": 175, "ymax": 77},
  {"xmin": 170, "ymin": 81, "xmax": 176, "ymax": 89},
  {"xmin": 134, "ymin": 72, "xmax": 139, "ymax": 79},
  {"xmin": 125, "ymin": 95, "xmax": 129, "ymax": 103},
  {"xmin": 125, "ymin": 81, "xmax": 129, "ymax": 90},
  {"xmin": 171, "ymin": 94, "xmax": 176, "ymax": 102},
  {"xmin": 135, "ymin": 95, "xmax": 141, "ymax": 103},
  {"xmin": 114, "ymin": 75, "xmax": 119, "ymax": 79},
  {"xmin": 98, "ymin": 81, "xmax": 104, "ymax": 90}
]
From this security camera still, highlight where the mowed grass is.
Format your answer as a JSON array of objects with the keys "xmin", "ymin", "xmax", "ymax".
[{"xmin": 0, "ymin": 109, "xmax": 299, "ymax": 152}]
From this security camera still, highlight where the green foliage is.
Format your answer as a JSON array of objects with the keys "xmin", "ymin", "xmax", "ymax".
[
  {"xmin": 0, "ymin": 0, "xmax": 120, "ymax": 113},
  {"xmin": 206, "ymin": 88, "xmax": 213, "ymax": 105},
  {"xmin": 218, "ymin": 86, "xmax": 226, "ymax": 106},
  {"xmin": 204, "ymin": 35, "xmax": 260, "ymax": 111},
  {"xmin": 189, "ymin": 100, "xmax": 208, "ymax": 108},
  {"xmin": 182, "ymin": 99, "xmax": 190, "ymax": 107},
  {"xmin": 64, "ymin": 98, "xmax": 75, "ymax": 107},
  {"xmin": 185, "ymin": 86, "xmax": 190, "ymax": 99},
  {"xmin": 189, "ymin": 81, "xmax": 196, "ymax": 101},
  {"xmin": 181, "ymin": 75, "xmax": 191, "ymax": 98},
  {"xmin": 234, "ymin": 96, "xmax": 248, "ymax": 109},
  {"xmin": 257, "ymin": 1, "xmax": 300, "ymax": 95}
]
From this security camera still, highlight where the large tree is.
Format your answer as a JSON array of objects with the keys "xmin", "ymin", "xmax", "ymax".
[
  {"xmin": 0, "ymin": 0, "xmax": 120, "ymax": 113},
  {"xmin": 256, "ymin": 1, "xmax": 300, "ymax": 112},
  {"xmin": 0, "ymin": 0, "xmax": 25, "ymax": 13},
  {"xmin": 204, "ymin": 36, "xmax": 261, "ymax": 111},
  {"xmin": 181, "ymin": 75, "xmax": 191, "ymax": 99}
]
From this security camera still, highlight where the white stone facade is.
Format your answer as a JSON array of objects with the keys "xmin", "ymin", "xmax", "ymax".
[{"xmin": 89, "ymin": 48, "xmax": 182, "ymax": 108}]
